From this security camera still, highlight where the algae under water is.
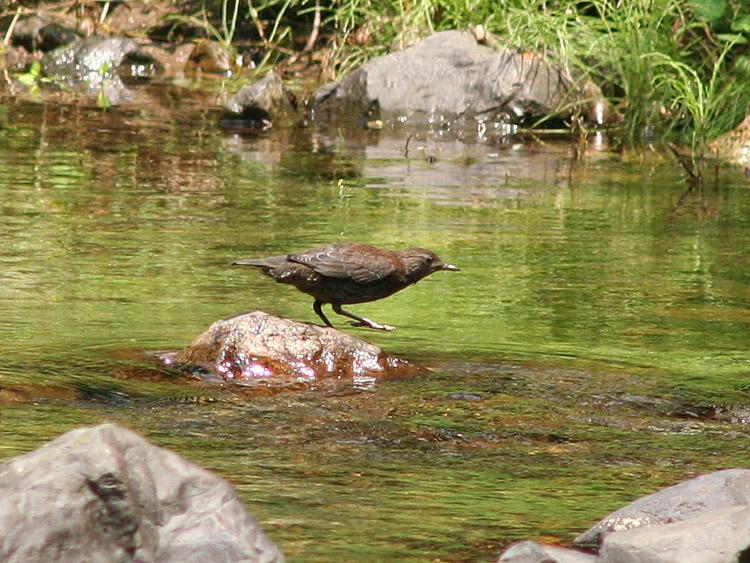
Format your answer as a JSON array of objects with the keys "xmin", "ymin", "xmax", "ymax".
[{"xmin": 1, "ymin": 89, "xmax": 750, "ymax": 561}]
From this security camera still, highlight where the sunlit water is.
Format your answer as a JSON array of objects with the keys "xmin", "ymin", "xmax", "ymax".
[{"xmin": 1, "ymin": 86, "xmax": 750, "ymax": 561}]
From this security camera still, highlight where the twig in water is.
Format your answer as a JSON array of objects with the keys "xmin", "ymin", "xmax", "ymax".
[
  {"xmin": 403, "ymin": 133, "xmax": 414, "ymax": 159},
  {"xmin": 668, "ymin": 142, "xmax": 700, "ymax": 181}
]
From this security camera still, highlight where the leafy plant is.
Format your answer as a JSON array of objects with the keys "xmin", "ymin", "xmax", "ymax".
[{"xmin": 14, "ymin": 61, "xmax": 54, "ymax": 95}]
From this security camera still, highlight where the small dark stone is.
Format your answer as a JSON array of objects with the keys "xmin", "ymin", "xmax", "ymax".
[
  {"xmin": 37, "ymin": 23, "xmax": 80, "ymax": 52},
  {"xmin": 497, "ymin": 540, "xmax": 596, "ymax": 562}
]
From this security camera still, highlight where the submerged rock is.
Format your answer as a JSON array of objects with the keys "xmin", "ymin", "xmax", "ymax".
[
  {"xmin": 174, "ymin": 311, "xmax": 421, "ymax": 383},
  {"xmin": 222, "ymin": 72, "xmax": 299, "ymax": 128},
  {"xmin": 0, "ymin": 423, "xmax": 284, "ymax": 562},
  {"xmin": 312, "ymin": 30, "xmax": 605, "ymax": 129}
]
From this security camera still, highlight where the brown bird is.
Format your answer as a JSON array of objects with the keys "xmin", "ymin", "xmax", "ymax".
[{"xmin": 232, "ymin": 242, "xmax": 459, "ymax": 331}]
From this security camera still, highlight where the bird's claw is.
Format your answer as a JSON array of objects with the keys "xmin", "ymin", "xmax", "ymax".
[{"xmin": 349, "ymin": 320, "xmax": 396, "ymax": 331}]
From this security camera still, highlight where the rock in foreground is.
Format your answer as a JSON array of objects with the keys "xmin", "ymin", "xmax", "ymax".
[
  {"xmin": 174, "ymin": 311, "xmax": 422, "ymax": 383},
  {"xmin": 497, "ymin": 468, "xmax": 750, "ymax": 563},
  {"xmin": 0, "ymin": 423, "xmax": 283, "ymax": 563},
  {"xmin": 575, "ymin": 468, "xmax": 750, "ymax": 547}
]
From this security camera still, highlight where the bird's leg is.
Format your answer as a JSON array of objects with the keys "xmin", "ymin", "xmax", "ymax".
[
  {"xmin": 313, "ymin": 300, "xmax": 334, "ymax": 328},
  {"xmin": 332, "ymin": 304, "xmax": 395, "ymax": 331}
]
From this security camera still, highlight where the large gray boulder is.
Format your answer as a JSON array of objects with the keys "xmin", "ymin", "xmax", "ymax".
[
  {"xmin": 174, "ymin": 310, "xmax": 421, "ymax": 383},
  {"xmin": 575, "ymin": 468, "xmax": 750, "ymax": 547},
  {"xmin": 312, "ymin": 30, "xmax": 596, "ymax": 128},
  {"xmin": 598, "ymin": 505, "xmax": 750, "ymax": 563},
  {"xmin": 0, "ymin": 424, "xmax": 283, "ymax": 563},
  {"xmin": 496, "ymin": 469, "xmax": 750, "ymax": 562}
]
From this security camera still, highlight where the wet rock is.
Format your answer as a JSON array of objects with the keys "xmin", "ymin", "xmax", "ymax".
[
  {"xmin": 42, "ymin": 36, "xmax": 161, "ymax": 84},
  {"xmin": 497, "ymin": 540, "xmax": 595, "ymax": 563},
  {"xmin": 575, "ymin": 468, "xmax": 750, "ymax": 547},
  {"xmin": 185, "ymin": 40, "xmax": 233, "ymax": 75},
  {"xmin": 312, "ymin": 30, "xmax": 601, "ymax": 129},
  {"xmin": 599, "ymin": 505, "xmax": 750, "ymax": 563},
  {"xmin": 174, "ymin": 311, "xmax": 421, "ymax": 383},
  {"xmin": 0, "ymin": 423, "xmax": 284, "ymax": 562},
  {"xmin": 222, "ymin": 72, "xmax": 299, "ymax": 128},
  {"xmin": 40, "ymin": 36, "xmax": 162, "ymax": 104}
]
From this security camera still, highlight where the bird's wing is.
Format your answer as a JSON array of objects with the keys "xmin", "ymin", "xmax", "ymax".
[{"xmin": 288, "ymin": 244, "xmax": 398, "ymax": 284}]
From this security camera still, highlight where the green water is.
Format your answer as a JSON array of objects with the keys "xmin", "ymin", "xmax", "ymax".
[{"xmin": 1, "ymin": 90, "xmax": 750, "ymax": 561}]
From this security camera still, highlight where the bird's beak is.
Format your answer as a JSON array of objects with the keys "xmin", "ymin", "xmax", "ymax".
[{"xmin": 441, "ymin": 263, "xmax": 460, "ymax": 272}]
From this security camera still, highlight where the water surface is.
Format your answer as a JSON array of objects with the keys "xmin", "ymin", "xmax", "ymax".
[{"xmin": 1, "ymin": 86, "xmax": 750, "ymax": 561}]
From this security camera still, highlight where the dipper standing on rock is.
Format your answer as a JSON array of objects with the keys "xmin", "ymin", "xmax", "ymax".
[{"xmin": 232, "ymin": 242, "xmax": 459, "ymax": 331}]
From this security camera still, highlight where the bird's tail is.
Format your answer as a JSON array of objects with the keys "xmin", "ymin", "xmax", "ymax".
[{"xmin": 231, "ymin": 255, "xmax": 287, "ymax": 268}]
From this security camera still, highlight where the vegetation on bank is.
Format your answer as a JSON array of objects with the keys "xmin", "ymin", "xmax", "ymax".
[{"xmin": 3, "ymin": 0, "xmax": 750, "ymax": 155}]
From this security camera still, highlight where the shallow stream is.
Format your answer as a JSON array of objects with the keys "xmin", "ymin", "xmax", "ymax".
[{"xmin": 1, "ymin": 85, "xmax": 749, "ymax": 561}]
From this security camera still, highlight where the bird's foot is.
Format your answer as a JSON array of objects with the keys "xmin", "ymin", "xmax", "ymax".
[{"xmin": 349, "ymin": 319, "xmax": 396, "ymax": 331}]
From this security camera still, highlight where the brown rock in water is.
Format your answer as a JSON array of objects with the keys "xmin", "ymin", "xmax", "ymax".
[
  {"xmin": 222, "ymin": 71, "xmax": 299, "ymax": 128},
  {"xmin": 0, "ymin": 423, "xmax": 284, "ymax": 562},
  {"xmin": 709, "ymin": 114, "xmax": 750, "ymax": 168},
  {"xmin": 174, "ymin": 311, "xmax": 423, "ymax": 382}
]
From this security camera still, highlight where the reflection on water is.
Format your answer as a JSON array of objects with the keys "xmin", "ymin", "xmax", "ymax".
[{"xmin": 1, "ymin": 87, "xmax": 750, "ymax": 560}]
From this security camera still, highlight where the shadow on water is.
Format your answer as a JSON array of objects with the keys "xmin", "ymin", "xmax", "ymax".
[{"xmin": 1, "ymin": 85, "xmax": 750, "ymax": 560}]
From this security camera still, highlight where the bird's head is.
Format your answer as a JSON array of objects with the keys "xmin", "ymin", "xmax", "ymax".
[{"xmin": 398, "ymin": 248, "xmax": 460, "ymax": 281}]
